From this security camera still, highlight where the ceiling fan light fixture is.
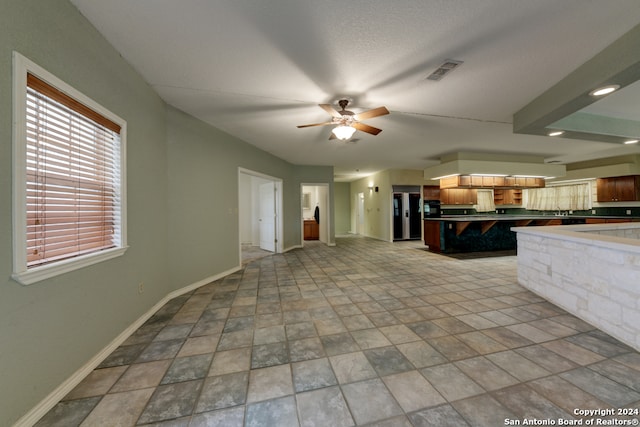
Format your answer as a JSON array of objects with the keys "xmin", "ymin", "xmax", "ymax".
[{"xmin": 332, "ymin": 125, "xmax": 356, "ymax": 140}]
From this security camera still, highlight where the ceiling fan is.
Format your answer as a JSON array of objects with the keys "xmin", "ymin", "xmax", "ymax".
[{"xmin": 297, "ymin": 99, "xmax": 389, "ymax": 140}]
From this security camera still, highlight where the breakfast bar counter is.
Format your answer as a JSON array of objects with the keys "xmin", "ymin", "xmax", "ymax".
[{"xmin": 424, "ymin": 215, "xmax": 639, "ymax": 253}]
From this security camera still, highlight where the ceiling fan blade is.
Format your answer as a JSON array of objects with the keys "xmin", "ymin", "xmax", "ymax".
[
  {"xmin": 353, "ymin": 122, "xmax": 383, "ymax": 135},
  {"xmin": 354, "ymin": 106, "xmax": 389, "ymax": 121},
  {"xmin": 297, "ymin": 122, "xmax": 333, "ymax": 128},
  {"xmin": 319, "ymin": 104, "xmax": 342, "ymax": 118}
]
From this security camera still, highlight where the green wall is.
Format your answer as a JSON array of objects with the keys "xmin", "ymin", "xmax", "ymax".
[
  {"xmin": 351, "ymin": 170, "xmax": 393, "ymax": 241},
  {"xmin": 0, "ymin": 1, "xmax": 171, "ymax": 424},
  {"xmin": 166, "ymin": 107, "xmax": 333, "ymax": 289},
  {"xmin": 0, "ymin": 1, "xmax": 333, "ymax": 424},
  {"xmin": 334, "ymin": 182, "xmax": 351, "ymax": 235},
  {"xmin": 350, "ymin": 169, "xmax": 433, "ymax": 241}
]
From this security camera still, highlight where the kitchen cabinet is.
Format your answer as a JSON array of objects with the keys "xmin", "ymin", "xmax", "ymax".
[
  {"xmin": 423, "ymin": 185, "xmax": 440, "ymax": 200},
  {"xmin": 304, "ymin": 220, "xmax": 319, "ymax": 240},
  {"xmin": 493, "ymin": 189, "xmax": 522, "ymax": 205},
  {"xmin": 585, "ymin": 218, "xmax": 637, "ymax": 224},
  {"xmin": 440, "ymin": 175, "xmax": 544, "ymax": 189},
  {"xmin": 440, "ymin": 188, "xmax": 477, "ymax": 205},
  {"xmin": 596, "ymin": 175, "xmax": 640, "ymax": 202},
  {"xmin": 424, "ymin": 220, "xmax": 441, "ymax": 252}
]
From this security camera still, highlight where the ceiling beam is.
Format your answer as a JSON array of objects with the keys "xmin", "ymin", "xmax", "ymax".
[{"xmin": 513, "ymin": 23, "xmax": 640, "ymax": 143}]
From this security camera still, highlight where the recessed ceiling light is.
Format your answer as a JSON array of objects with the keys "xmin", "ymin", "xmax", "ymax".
[
  {"xmin": 589, "ymin": 85, "xmax": 620, "ymax": 97},
  {"xmin": 548, "ymin": 130, "xmax": 564, "ymax": 137},
  {"xmin": 624, "ymin": 139, "xmax": 639, "ymax": 145}
]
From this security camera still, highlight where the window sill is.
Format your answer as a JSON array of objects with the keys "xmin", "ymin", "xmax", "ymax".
[{"xmin": 12, "ymin": 246, "xmax": 128, "ymax": 285}]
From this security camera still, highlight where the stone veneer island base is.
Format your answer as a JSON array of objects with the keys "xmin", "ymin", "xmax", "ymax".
[{"xmin": 512, "ymin": 223, "xmax": 640, "ymax": 351}]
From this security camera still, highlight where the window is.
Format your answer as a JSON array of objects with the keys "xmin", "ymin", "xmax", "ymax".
[
  {"xmin": 524, "ymin": 182, "xmax": 592, "ymax": 211},
  {"xmin": 12, "ymin": 52, "xmax": 127, "ymax": 285}
]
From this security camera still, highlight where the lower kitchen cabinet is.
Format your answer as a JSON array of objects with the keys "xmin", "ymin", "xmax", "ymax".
[{"xmin": 424, "ymin": 220, "xmax": 441, "ymax": 252}]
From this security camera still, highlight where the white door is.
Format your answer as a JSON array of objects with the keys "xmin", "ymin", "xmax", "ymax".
[{"xmin": 259, "ymin": 181, "xmax": 276, "ymax": 252}]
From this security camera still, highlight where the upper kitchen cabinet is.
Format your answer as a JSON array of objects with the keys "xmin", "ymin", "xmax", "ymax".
[
  {"xmin": 440, "ymin": 175, "xmax": 544, "ymax": 189},
  {"xmin": 596, "ymin": 175, "xmax": 640, "ymax": 202},
  {"xmin": 494, "ymin": 188, "xmax": 523, "ymax": 205},
  {"xmin": 440, "ymin": 188, "xmax": 478, "ymax": 205},
  {"xmin": 423, "ymin": 185, "xmax": 441, "ymax": 200}
]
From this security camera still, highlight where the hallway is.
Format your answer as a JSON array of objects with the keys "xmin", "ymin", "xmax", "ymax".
[{"xmin": 36, "ymin": 237, "xmax": 640, "ymax": 426}]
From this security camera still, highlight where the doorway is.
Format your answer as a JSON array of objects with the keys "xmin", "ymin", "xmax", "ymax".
[
  {"xmin": 239, "ymin": 169, "xmax": 283, "ymax": 264},
  {"xmin": 301, "ymin": 184, "xmax": 330, "ymax": 245},
  {"xmin": 392, "ymin": 187, "xmax": 422, "ymax": 241}
]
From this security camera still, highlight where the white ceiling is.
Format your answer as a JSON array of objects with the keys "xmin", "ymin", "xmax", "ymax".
[{"xmin": 70, "ymin": 0, "xmax": 640, "ymax": 181}]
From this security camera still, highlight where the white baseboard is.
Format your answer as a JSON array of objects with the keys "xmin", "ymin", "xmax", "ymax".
[
  {"xmin": 13, "ymin": 265, "xmax": 241, "ymax": 427},
  {"xmin": 283, "ymin": 244, "xmax": 302, "ymax": 253}
]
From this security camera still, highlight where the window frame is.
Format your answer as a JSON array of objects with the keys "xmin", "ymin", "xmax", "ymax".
[{"xmin": 12, "ymin": 52, "xmax": 128, "ymax": 285}]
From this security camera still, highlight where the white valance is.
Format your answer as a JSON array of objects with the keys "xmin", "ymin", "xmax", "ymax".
[{"xmin": 476, "ymin": 189, "xmax": 496, "ymax": 212}]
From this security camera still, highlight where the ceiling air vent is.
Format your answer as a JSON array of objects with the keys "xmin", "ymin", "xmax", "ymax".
[{"xmin": 426, "ymin": 59, "xmax": 464, "ymax": 81}]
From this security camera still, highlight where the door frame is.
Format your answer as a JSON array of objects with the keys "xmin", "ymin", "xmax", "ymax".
[
  {"xmin": 300, "ymin": 183, "xmax": 331, "ymax": 247},
  {"xmin": 238, "ymin": 168, "xmax": 283, "ymax": 261},
  {"xmin": 258, "ymin": 180, "xmax": 276, "ymax": 252}
]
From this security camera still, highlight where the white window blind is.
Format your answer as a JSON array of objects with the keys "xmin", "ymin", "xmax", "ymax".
[{"xmin": 25, "ymin": 73, "xmax": 121, "ymax": 268}]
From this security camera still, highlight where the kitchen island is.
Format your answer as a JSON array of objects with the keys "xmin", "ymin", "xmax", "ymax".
[
  {"xmin": 424, "ymin": 215, "xmax": 639, "ymax": 253},
  {"xmin": 513, "ymin": 222, "xmax": 640, "ymax": 350}
]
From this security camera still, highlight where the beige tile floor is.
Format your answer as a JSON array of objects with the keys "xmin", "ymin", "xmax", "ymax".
[{"xmin": 36, "ymin": 237, "xmax": 640, "ymax": 426}]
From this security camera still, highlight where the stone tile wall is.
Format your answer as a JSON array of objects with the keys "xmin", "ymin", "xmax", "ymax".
[{"xmin": 514, "ymin": 225, "xmax": 640, "ymax": 350}]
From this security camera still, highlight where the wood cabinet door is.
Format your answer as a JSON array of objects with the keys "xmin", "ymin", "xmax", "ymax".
[
  {"xmin": 465, "ymin": 189, "xmax": 478, "ymax": 204},
  {"xmin": 458, "ymin": 175, "xmax": 471, "ymax": 187},
  {"xmin": 596, "ymin": 178, "xmax": 615, "ymax": 201},
  {"xmin": 439, "ymin": 176, "xmax": 459, "ymax": 189},
  {"xmin": 423, "ymin": 186, "xmax": 440, "ymax": 200},
  {"xmin": 424, "ymin": 221, "xmax": 441, "ymax": 251},
  {"xmin": 440, "ymin": 189, "xmax": 476, "ymax": 205},
  {"xmin": 597, "ymin": 176, "xmax": 640, "ymax": 201},
  {"xmin": 439, "ymin": 189, "xmax": 450, "ymax": 204},
  {"xmin": 614, "ymin": 176, "xmax": 638, "ymax": 201},
  {"xmin": 586, "ymin": 218, "xmax": 607, "ymax": 224},
  {"xmin": 470, "ymin": 176, "xmax": 483, "ymax": 187}
]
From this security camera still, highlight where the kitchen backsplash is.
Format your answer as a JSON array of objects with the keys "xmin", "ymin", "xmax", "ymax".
[{"xmin": 442, "ymin": 206, "xmax": 640, "ymax": 217}]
